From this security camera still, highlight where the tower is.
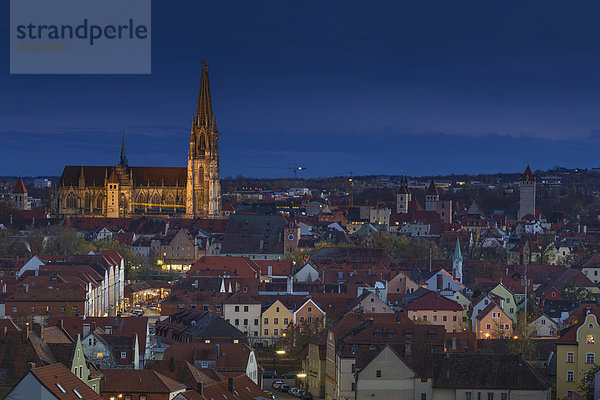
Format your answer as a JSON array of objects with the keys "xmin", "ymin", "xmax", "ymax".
[
  {"xmin": 452, "ymin": 236, "xmax": 463, "ymax": 284},
  {"xmin": 284, "ymin": 219, "xmax": 300, "ymax": 255},
  {"xmin": 120, "ymin": 130, "xmax": 128, "ymax": 168},
  {"xmin": 425, "ymin": 177, "xmax": 439, "ymax": 211},
  {"xmin": 186, "ymin": 62, "xmax": 222, "ymax": 218},
  {"xmin": 11, "ymin": 178, "xmax": 29, "ymax": 210},
  {"xmin": 106, "ymin": 170, "xmax": 120, "ymax": 218},
  {"xmin": 519, "ymin": 165, "xmax": 536, "ymax": 219},
  {"xmin": 396, "ymin": 174, "xmax": 411, "ymax": 214}
]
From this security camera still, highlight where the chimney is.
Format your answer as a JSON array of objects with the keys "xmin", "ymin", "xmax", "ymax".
[
  {"xmin": 197, "ymin": 381, "xmax": 204, "ymax": 395},
  {"xmin": 0, "ymin": 327, "xmax": 7, "ymax": 342},
  {"xmin": 56, "ymin": 319, "xmax": 64, "ymax": 330},
  {"xmin": 27, "ymin": 362, "xmax": 35, "ymax": 370},
  {"xmin": 228, "ymin": 377, "xmax": 234, "ymax": 394},
  {"xmin": 83, "ymin": 323, "xmax": 90, "ymax": 337},
  {"xmin": 32, "ymin": 323, "xmax": 42, "ymax": 338},
  {"xmin": 169, "ymin": 356, "xmax": 175, "ymax": 371},
  {"xmin": 23, "ymin": 324, "xmax": 30, "ymax": 341},
  {"xmin": 215, "ymin": 344, "xmax": 220, "ymax": 360}
]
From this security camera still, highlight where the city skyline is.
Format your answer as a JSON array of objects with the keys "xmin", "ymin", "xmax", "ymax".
[{"xmin": 4, "ymin": 1, "xmax": 600, "ymax": 177}]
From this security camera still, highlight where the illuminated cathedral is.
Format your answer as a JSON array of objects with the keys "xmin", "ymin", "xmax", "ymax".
[{"xmin": 52, "ymin": 62, "xmax": 222, "ymax": 218}]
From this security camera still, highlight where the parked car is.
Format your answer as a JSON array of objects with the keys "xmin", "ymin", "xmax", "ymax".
[
  {"xmin": 272, "ymin": 380, "xmax": 283, "ymax": 389},
  {"xmin": 289, "ymin": 387, "xmax": 299, "ymax": 396},
  {"xmin": 283, "ymin": 371, "xmax": 301, "ymax": 379},
  {"xmin": 263, "ymin": 370, "xmax": 277, "ymax": 379},
  {"xmin": 279, "ymin": 384, "xmax": 290, "ymax": 392},
  {"xmin": 295, "ymin": 389, "xmax": 306, "ymax": 397},
  {"xmin": 302, "ymin": 392, "xmax": 313, "ymax": 400}
]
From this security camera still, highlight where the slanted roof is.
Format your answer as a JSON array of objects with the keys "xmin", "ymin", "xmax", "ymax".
[
  {"xmin": 29, "ymin": 363, "xmax": 104, "ymax": 399},
  {"xmin": 521, "ymin": 165, "xmax": 536, "ymax": 182},
  {"xmin": 432, "ymin": 353, "xmax": 549, "ymax": 390},
  {"xmin": 425, "ymin": 178, "xmax": 438, "ymax": 196},
  {"xmin": 12, "ymin": 178, "xmax": 27, "ymax": 194},
  {"xmin": 406, "ymin": 291, "xmax": 463, "ymax": 311},
  {"xmin": 100, "ymin": 369, "xmax": 186, "ymax": 394}
]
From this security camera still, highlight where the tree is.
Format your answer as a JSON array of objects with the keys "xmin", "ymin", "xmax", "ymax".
[
  {"xmin": 370, "ymin": 233, "xmax": 441, "ymax": 259},
  {"xmin": 578, "ymin": 363, "xmax": 600, "ymax": 400},
  {"xmin": 507, "ymin": 311, "xmax": 537, "ymax": 361},
  {"xmin": 45, "ymin": 226, "xmax": 95, "ymax": 255}
]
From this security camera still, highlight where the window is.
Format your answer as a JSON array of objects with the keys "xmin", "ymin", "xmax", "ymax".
[
  {"xmin": 284, "ymin": 318, "xmax": 289, "ymax": 325},
  {"xmin": 264, "ymin": 329, "xmax": 268, "ymax": 335},
  {"xmin": 433, "ymin": 315, "xmax": 437, "ymax": 322},
  {"xmin": 31, "ymin": 307, "xmax": 35, "ymax": 313},
  {"xmin": 588, "ymin": 335, "xmax": 595, "ymax": 344},
  {"xmin": 567, "ymin": 391, "xmax": 574, "ymax": 398},
  {"xmin": 567, "ymin": 370, "xmax": 574, "ymax": 382},
  {"xmin": 274, "ymin": 329, "xmax": 279, "ymax": 336},
  {"xmin": 121, "ymin": 351, "xmax": 127, "ymax": 359},
  {"xmin": 201, "ymin": 361, "xmax": 208, "ymax": 368},
  {"xmin": 376, "ymin": 369, "xmax": 381, "ymax": 377},
  {"xmin": 388, "ymin": 333, "xmax": 395, "ymax": 339},
  {"xmin": 11, "ymin": 307, "xmax": 16, "ymax": 313},
  {"xmin": 509, "ymin": 308, "xmax": 514, "ymax": 314},
  {"xmin": 97, "ymin": 352, "xmax": 103, "ymax": 358},
  {"xmin": 274, "ymin": 318, "xmax": 279, "ymax": 325},
  {"xmin": 501, "ymin": 394, "xmax": 507, "ymax": 400},
  {"xmin": 423, "ymin": 315, "xmax": 427, "ymax": 322},
  {"xmin": 244, "ymin": 306, "xmax": 248, "ymax": 312},
  {"xmin": 428, "ymin": 334, "xmax": 435, "ymax": 340},
  {"xmin": 264, "ymin": 318, "xmax": 268, "ymax": 325},
  {"xmin": 60, "ymin": 307, "xmax": 65, "ymax": 313},
  {"xmin": 422, "ymin": 393, "xmax": 427, "ymax": 400},
  {"xmin": 442, "ymin": 316, "xmax": 447, "ymax": 322},
  {"xmin": 235, "ymin": 319, "xmax": 239, "ymax": 326},
  {"xmin": 254, "ymin": 319, "xmax": 258, "ymax": 326},
  {"xmin": 374, "ymin": 332, "xmax": 382, "ymax": 339},
  {"xmin": 243, "ymin": 319, "xmax": 248, "ymax": 326},
  {"xmin": 587, "ymin": 353, "xmax": 595, "ymax": 364},
  {"xmin": 140, "ymin": 396, "xmax": 147, "ymax": 400},
  {"xmin": 541, "ymin": 319, "xmax": 546, "ymax": 325},
  {"xmin": 216, "ymin": 305, "xmax": 222, "ymax": 313},
  {"xmin": 351, "ymin": 383, "xmax": 356, "ymax": 392},
  {"xmin": 308, "ymin": 307, "xmax": 312, "ymax": 312},
  {"xmin": 487, "ymin": 393, "xmax": 494, "ymax": 400},
  {"xmin": 72, "ymin": 306, "xmax": 78, "ymax": 313},
  {"xmin": 235, "ymin": 306, "xmax": 240, "ymax": 312},
  {"xmin": 308, "ymin": 316, "xmax": 312, "ymax": 323},
  {"xmin": 492, "ymin": 312, "xmax": 496, "ymax": 318},
  {"xmin": 466, "ymin": 393, "xmax": 472, "ymax": 400},
  {"xmin": 486, "ymin": 324, "xmax": 491, "ymax": 330},
  {"xmin": 453, "ymin": 315, "xmax": 457, "ymax": 322},
  {"xmin": 300, "ymin": 316, "xmax": 305, "ymax": 323}
]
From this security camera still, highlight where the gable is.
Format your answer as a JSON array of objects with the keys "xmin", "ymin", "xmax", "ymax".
[{"xmin": 358, "ymin": 346, "xmax": 414, "ymax": 381}]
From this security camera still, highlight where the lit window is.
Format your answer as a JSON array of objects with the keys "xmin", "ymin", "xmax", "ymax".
[
  {"xmin": 588, "ymin": 335, "xmax": 595, "ymax": 344},
  {"xmin": 97, "ymin": 352, "xmax": 103, "ymax": 358}
]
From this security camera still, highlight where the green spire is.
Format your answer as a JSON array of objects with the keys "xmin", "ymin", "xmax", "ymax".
[
  {"xmin": 453, "ymin": 236, "xmax": 463, "ymax": 262},
  {"xmin": 120, "ymin": 129, "xmax": 128, "ymax": 168}
]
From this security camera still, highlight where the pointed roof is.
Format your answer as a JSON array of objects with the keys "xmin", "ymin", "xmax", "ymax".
[
  {"xmin": 425, "ymin": 178, "xmax": 438, "ymax": 196},
  {"xmin": 521, "ymin": 165, "xmax": 535, "ymax": 182},
  {"xmin": 196, "ymin": 61, "xmax": 216, "ymax": 129},
  {"xmin": 120, "ymin": 130, "xmax": 128, "ymax": 168},
  {"xmin": 453, "ymin": 237, "xmax": 463, "ymax": 262},
  {"xmin": 12, "ymin": 178, "xmax": 27, "ymax": 194},
  {"xmin": 107, "ymin": 169, "xmax": 119, "ymax": 184}
]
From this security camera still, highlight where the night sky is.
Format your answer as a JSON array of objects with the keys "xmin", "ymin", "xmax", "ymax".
[{"xmin": 3, "ymin": 1, "xmax": 600, "ymax": 178}]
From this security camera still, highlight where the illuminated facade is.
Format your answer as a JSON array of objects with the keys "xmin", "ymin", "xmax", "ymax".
[{"xmin": 52, "ymin": 63, "xmax": 221, "ymax": 219}]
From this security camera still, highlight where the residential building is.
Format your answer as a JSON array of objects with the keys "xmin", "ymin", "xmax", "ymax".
[
  {"xmin": 475, "ymin": 301, "xmax": 513, "ymax": 339},
  {"xmin": 222, "ymin": 293, "xmax": 262, "ymax": 344},
  {"xmin": 406, "ymin": 291, "xmax": 463, "ymax": 332},
  {"xmin": 261, "ymin": 299, "xmax": 293, "ymax": 347},
  {"xmin": 100, "ymin": 369, "xmax": 187, "ymax": 400}
]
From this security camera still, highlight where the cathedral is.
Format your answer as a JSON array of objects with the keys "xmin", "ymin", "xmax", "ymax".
[{"xmin": 52, "ymin": 62, "xmax": 222, "ymax": 219}]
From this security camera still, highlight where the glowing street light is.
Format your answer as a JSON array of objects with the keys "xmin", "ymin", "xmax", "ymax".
[
  {"xmin": 275, "ymin": 350, "xmax": 286, "ymax": 355},
  {"xmin": 297, "ymin": 373, "xmax": 307, "ymax": 378}
]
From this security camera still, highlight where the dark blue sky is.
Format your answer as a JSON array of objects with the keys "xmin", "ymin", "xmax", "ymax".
[{"xmin": 3, "ymin": 1, "xmax": 600, "ymax": 178}]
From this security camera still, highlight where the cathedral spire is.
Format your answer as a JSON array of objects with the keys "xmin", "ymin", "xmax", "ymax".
[
  {"xmin": 196, "ymin": 62, "xmax": 216, "ymax": 129},
  {"xmin": 120, "ymin": 129, "xmax": 128, "ymax": 168}
]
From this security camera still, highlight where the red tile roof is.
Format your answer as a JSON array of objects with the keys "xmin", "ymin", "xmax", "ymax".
[
  {"xmin": 100, "ymin": 369, "xmax": 186, "ymax": 394},
  {"xmin": 30, "ymin": 363, "xmax": 103, "ymax": 399},
  {"xmin": 12, "ymin": 178, "xmax": 27, "ymax": 194},
  {"xmin": 521, "ymin": 165, "xmax": 535, "ymax": 182},
  {"xmin": 406, "ymin": 291, "xmax": 463, "ymax": 311}
]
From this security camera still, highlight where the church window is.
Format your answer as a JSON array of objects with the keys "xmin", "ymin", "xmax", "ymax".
[{"xmin": 66, "ymin": 194, "xmax": 77, "ymax": 208}]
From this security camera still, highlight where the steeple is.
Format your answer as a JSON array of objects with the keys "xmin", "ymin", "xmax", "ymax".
[
  {"xmin": 120, "ymin": 129, "xmax": 128, "ymax": 168},
  {"xmin": 453, "ymin": 236, "xmax": 463, "ymax": 284},
  {"xmin": 196, "ymin": 62, "xmax": 216, "ymax": 129}
]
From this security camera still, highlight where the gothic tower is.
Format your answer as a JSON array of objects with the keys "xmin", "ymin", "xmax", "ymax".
[
  {"xmin": 518, "ymin": 165, "xmax": 536, "ymax": 219},
  {"xmin": 396, "ymin": 173, "xmax": 411, "ymax": 214},
  {"xmin": 186, "ymin": 62, "xmax": 222, "ymax": 218},
  {"xmin": 425, "ymin": 177, "xmax": 439, "ymax": 211}
]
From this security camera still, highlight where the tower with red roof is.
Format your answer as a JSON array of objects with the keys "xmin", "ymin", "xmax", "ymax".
[
  {"xmin": 425, "ymin": 177, "xmax": 439, "ymax": 212},
  {"xmin": 11, "ymin": 178, "xmax": 29, "ymax": 210},
  {"xmin": 518, "ymin": 165, "xmax": 536, "ymax": 219},
  {"xmin": 396, "ymin": 173, "xmax": 411, "ymax": 214}
]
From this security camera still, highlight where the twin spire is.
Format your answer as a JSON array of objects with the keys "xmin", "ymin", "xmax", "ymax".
[{"xmin": 120, "ymin": 129, "xmax": 128, "ymax": 168}]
